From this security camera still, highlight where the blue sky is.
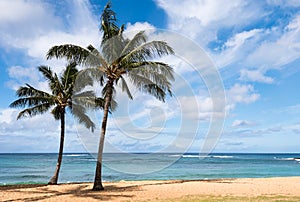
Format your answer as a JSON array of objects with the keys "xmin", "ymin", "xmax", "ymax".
[{"xmin": 1, "ymin": 0, "xmax": 300, "ymax": 153}]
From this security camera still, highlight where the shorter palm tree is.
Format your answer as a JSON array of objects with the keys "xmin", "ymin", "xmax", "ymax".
[{"xmin": 10, "ymin": 62, "xmax": 97, "ymax": 184}]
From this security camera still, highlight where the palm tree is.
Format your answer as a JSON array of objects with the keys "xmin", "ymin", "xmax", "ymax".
[
  {"xmin": 10, "ymin": 62, "xmax": 97, "ymax": 185},
  {"xmin": 46, "ymin": 2, "xmax": 175, "ymax": 190}
]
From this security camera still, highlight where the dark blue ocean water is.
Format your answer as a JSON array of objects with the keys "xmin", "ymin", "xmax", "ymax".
[{"xmin": 0, "ymin": 153, "xmax": 300, "ymax": 185}]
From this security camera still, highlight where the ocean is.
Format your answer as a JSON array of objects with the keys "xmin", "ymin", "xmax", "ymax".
[{"xmin": 0, "ymin": 153, "xmax": 300, "ymax": 185}]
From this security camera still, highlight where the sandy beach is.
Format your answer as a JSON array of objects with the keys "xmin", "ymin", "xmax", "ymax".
[{"xmin": 1, "ymin": 177, "xmax": 300, "ymax": 201}]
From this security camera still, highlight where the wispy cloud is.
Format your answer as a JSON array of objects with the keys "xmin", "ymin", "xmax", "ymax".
[{"xmin": 232, "ymin": 119, "xmax": 258, "ymax": 127}]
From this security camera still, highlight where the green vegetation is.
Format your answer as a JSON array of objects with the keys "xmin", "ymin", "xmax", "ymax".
[
  {"xmin": 10, "ymin": 63, "xmax": 97, "ymax": 184},
  {"xmin": 46, "ymin": 2, "xmax": 175, "ymax": 191}
]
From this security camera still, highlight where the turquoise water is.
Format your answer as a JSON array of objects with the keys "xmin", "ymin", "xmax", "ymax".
[{"xmin": 0, "ymin": 153, "xmax": 300, "ymax": 185}]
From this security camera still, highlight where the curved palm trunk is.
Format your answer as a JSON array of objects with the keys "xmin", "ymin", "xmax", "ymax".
[
  {"xmin": 48, "ymin": 107, "xmax": 65, "ymax": 185},
  {"xmin": 93, "ymin": 79, "xmax": 114, "ymax": 191}
]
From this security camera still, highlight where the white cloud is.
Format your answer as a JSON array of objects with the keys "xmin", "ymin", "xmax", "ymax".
[
  {"xmin": 156, "ymin": 0, "xmax": 300, "ymax": 84},
  {"xmin": 0, "ymin": 0, "xmax": 99, "ymax": 60},
  {"xmin": 0, "ymin": 0, "xmax": 54, "ymax": 23},
  {"xmin": 0, "ymin": 108, "xmax": 58, "ymax": 136},
  {"xmin": 232, "ymin": 119, "xmax": 257, "ymax": 127},
  {"xmin": 0, "ymin": 107, "xmax": 87, "ymax": 152},
  {"xmin": 8, "ymin": 66, "xmax": 39, "ymax": 82},
  {"xmin": 226, "ymin": 84, "xmax": 260, "ymax": 110},
  {"xmin": 0, "ymin": 0, "xmax": 62, "ymax": 45},
  {"xmin": 225, "ymin": 29, "xmax": 262, "ymax": 49},
  {"xmin": 155, "ymin": 0, "xmax": 262, "ymax": 43},
  {"xmin": 240, "ymin": 69, "xmax": 274, "ymax": 84},
  {"xmin": 2, "ymin": 0, "xmax": 101, "ymax": 90},
  {"xmin": 6, "ymin": 65, "xmax": 51, "ymax": 92},
  {"xmin": 246, "ymin": 15, "xmax": 300, "ymax": 70},
  {"xmin": 215, "ymin": 29, "xmax": 263, "ymax": 68},
  {"xmin": 0, "ymin": 108, "xmax": 16, "ymax": 124},
  {"xmin": 156, "ymin": 0, "xmax": 257, "ymax": 26},
  {"xmin": 124, "ymin": 22, "xmax": 156, "ymax": 38},
  {"xmin": 267, "ymin": 0, "xmax": 300, "ymax": 7}
]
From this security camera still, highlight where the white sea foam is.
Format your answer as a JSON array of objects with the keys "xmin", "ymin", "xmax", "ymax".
[
  {"xmin": 274, "ymin": 157, "xmax": 294, "ymax": 161},
  {"xmin": 212, "ymin": 155, "xmax": 234, "ymax": 159},
  {"xmin": 181, "ymin": 155, "xmax": 210, "ymax": 158},
  {"xmin": 64, "ymin": 154, "xmax": 88, "ymax": 157},
  {"xmin": 182, "ymin": 155, "xmax": 200, "ymax": 158},
  {"xmin": 180, "ymin": 155, "xmax": 234, "ymax": 158}
]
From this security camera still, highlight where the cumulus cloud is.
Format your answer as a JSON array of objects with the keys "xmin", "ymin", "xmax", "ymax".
[
  {"xmin": 155, "ymin": 0, "xmax": 262, "ymax": 43},
  {"xmin": 8, "ymin": 66, "xmax": 38, "ymax": 81},
  {"xmin": 240, "ymin": 69, "xmax": 274, "ymax": 84},
  {"xmin": 2, "ymin": 0, "xmax": 100, "ymax": 83},
  {"xmin": 124, "ymin": 22, "xmax": 156, "ymax": 38},
  {"xmin": 0, "ymin": 0, "xmax": 62, "ymax": 47},
  {"xmin": 155, "ymin": 0, "xmax": 259, "ymax": 27},
  {"xmin": 0, "ymin": 107, "xmax": 87, "ymax": 152},
  {"xmin": 0, "ymin": 108, "xmax": 58, "ymax": 135},
  {"xmin": 226, "ymin": 84, "xmax": 260, "ymax": 110}
]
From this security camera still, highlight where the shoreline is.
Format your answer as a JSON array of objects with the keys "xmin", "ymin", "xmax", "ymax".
[{"xmin": 1, "ymin": 177, "xmax": 300, "ymax": 201}]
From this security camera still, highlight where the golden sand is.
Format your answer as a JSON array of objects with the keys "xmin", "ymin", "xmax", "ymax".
[{"xmin": 1, "ymin": 177, "xmax": 300, "ymax": 201}]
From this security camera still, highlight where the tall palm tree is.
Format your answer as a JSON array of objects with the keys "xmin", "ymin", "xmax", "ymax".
[
  {"xmin": 10, "ymin": 62, "xmax": 97, "ymax": 185},
  {"xmin": 46, "ymin": 2, "xmax": 175, "ymax": 190}
]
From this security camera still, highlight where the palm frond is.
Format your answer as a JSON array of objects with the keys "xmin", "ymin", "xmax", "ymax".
[
  {"xmin": 124, "ymin": 61, "xmax": 174, "ymax": 81},
  {"xmin": 95, "ymin": 96, "xmax": 117, "ymax": 112},
  {"xmin": 38, "ymin": 66, "xmax": 57, "ymax": 87},
  {"xmin": 101, "ymin": 1, "xmax": 121, "ymax": 42},
  {"xmin": 17, "ymin": 103, "xmax": 52, "ymax": 119},
  {"xmin": 10, "ymin": 97, "xmax": 55, "ymax": 108},
  {"xmin": 86, "ymin": 45, "xmax": 109, "ymax": 69},
  {"xmin": 101, "ymin": 35, "xmax": 125, "ymax": 64},
  {"xmin": 102, "ymin": 82, "xmax": 116, "ymax": 98},
  {"xmin": 144, "ymin": 84, "xmax": 166, "ymax": 102},
  {"xmin": 94, "ymin": 97, "xmax": 106, "ymax": 110},
  {"xmin": 14, "ymin": 84, "xmax": 52, "ymax": 98},
  {"xmin": 52, "ymin": 73, "xmax": 64, "ymax": 96},
  {"xmin": 61, "ymin": 62, "xmax": 78, "ymax": 93},
  {"xmin": 73, "ymin": 68, "xmax": 98, "ymax": 93},
  {"xmin": 120, "ymin": 31, "xmax": 147, "ymax": 57},
  {"xmin": 127, "ymin": 72, "xmax": 170, "ymax": 102},
  {"xmin": 130, "ymin": 67, "xmax": 172, "ymax": 90},
  {"xmin": 119, "ymin": 41, "xmax": 174, "ymax": 64},
  {"xmin": 51, "ymin": 106, "xmax": 61, "ymax": 120},
  {"xmin": 73, "ymin": 91, "xmax": 100, "ymax": 109},
  {"xmin": 47, "ymin": 44, "xmax": 90, "ymax": 65},
  {"xmin": 118, "ymin": 76, "xmax": 133, "ymax": 99},
  {"xmin": 72, "ymin": 103, "xmax": 95, "ymax": 132}
]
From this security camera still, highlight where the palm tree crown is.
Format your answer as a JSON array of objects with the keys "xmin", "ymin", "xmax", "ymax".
[
  {"xmin": 10, "ymin": 62, "xmax": 96, "ymax": 184},
  {"xmin": 10, "ymin": 62, "xmax": 95, "ymax": 127},
  {"xmin": 47, "ymin": 31, "xmax": 174, "ymax": 101}
]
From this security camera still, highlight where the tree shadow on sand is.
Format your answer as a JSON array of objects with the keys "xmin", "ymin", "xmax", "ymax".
[{"xmin": 1, "ymin": 183, "xmax": 140, "ymax": 202}]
